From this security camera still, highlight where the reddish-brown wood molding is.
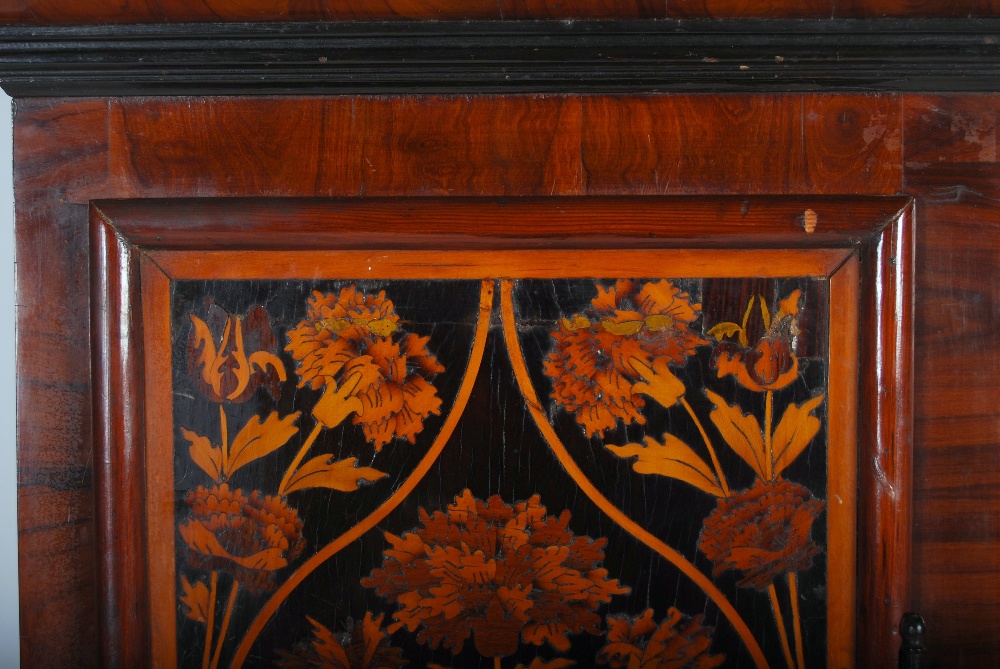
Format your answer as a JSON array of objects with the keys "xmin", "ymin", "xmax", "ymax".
[
  {"xmin": 90, "ymin": 209, "xmax": 150, "ymax": 669},
  {"xmin": 12, "ymin": 92, "xmax": 998, "ymax": 668}
]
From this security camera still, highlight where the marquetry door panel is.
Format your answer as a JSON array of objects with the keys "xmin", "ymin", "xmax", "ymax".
[{"xmin": 90, "ymin": 198, "xmax": 910, "ymax": 669}]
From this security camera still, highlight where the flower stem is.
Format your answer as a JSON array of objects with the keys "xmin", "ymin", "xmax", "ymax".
[
  {"xmin": 201, "ymin": 571, "xmax": 218, "ymax": 669},
  {"xmin": 494, "ymin": 657, "xmax": 501, "ymax": 669},
  {"xmin": 277, "ymin": 423, "xmax": 323, "ymax": 497},
  {"xmin": 789, "ymin": 572, "xmax": 806, "ymax": 669},
  {"xmin": 764, "ymin": 390, "xmax": 774, "ymax": 481},
  {"xmin": 219, "ymin": 405, "xmax": 229, "ymax": 478},
  {"xmin": 681, "ymin": 397, "xmax": 730, "ymax": 497},
  {"xmin": 209, "ymin": 579, "xmax": 239, "ymax": 669},
  {"xmin": 768, "ymin": 582, "xmax": 795, "ymax": 669}
]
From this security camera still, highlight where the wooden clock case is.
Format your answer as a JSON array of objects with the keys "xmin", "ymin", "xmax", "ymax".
[{"xmin": 2, "ymin": 7, "xmax": 999, "ymax": 669}]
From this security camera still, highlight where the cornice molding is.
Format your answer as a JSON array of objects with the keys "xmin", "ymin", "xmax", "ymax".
[{"xmin": 0, "ymin": 19, "xmax": 998, "ymax": 96}]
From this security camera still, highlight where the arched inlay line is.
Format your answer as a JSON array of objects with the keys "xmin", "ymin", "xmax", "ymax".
[
  {"xmin": 230, "ymin": 280, "xmax": 495, "ymax": 669},
  {"xmin": 498, "ymin": 278, "xmax": 769, "ymax": 669}
]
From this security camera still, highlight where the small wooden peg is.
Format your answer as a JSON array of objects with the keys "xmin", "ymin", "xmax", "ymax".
[{"xmin": 803, "ymin": 209, "xmax": 818, "ymax": 233}]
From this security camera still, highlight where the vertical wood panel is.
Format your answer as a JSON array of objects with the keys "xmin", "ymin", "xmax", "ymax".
[
  {"xmin": 14, "ymin": 98, "xmax": 110, "ymax": 669},
  {"xmin": 904, "ymin": 94, "xmax": 1000, "ymax": 668},
  {"xmin": 360, "ymin": 96, "xmax": 583, "ymax": 196}
]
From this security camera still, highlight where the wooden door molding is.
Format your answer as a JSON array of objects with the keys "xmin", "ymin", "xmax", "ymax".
[
  {"xmin": 91, "ymin": 195, "xmax": 912, "ymax": 668},
  {"xmin": 0, "ymin": 19, "xmax": 999, "ymax": 96}
]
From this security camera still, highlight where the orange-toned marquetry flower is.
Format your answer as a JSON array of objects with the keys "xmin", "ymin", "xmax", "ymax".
[
  {"xmin": 286, "ymin": 287, "xmax": 445, "ymax": 450},
  {"xmin": 709, "ymin": 290, "xmax": 802, "ymax": 392},
  {"xmin": 597, "ymin": 608, "xmax": 724, "ymax": 669},
  {"xmin": 544, "ymin": 280, "xmax": 707, "ymax": 436},
  {"xmin": 697, "ymin": 479, "xmax": 824, "ymax": 591},
  {"xmin": 275, "ymin": 612, "xmax": 408, "ymax": 669},
  {"xmin": 179, "ymin": 484, "xmax": 306, "ymax": 594},
  {"xmin": 188, "ymin": 303, "xmax": 286, "ymax": 403},
  {"xmin": 362, "ymin": 489, "xmax": 629, "ymax": 659}
]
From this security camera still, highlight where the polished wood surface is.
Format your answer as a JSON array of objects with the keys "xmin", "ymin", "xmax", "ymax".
[
  {"xmin": 90, "ymin": 203, "xmax": 150, "ymax": 668},
  {"xmin": 2, "ymin": 0, "xmax": 997, "ymax": 22},
  {"xmin": 904, "ymin": 94, "xmax": 1000, "ymax": 668},
  {"xmin": 13, "ymin": 91, "xmax": 998, "ymax": 667},
  {"xmin": 94, "ymin": 200, "xmax": 889, "ymax": 669},
  {"xmin": 581, "ymin": 95, "xmax": 903, "ymax": 195}
]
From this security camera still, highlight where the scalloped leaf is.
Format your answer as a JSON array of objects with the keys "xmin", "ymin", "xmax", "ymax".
[
  {"xmin": 227, "ymin": 411, "xmax": 301, "ymax": 478},
  {"xmin": 282, "ymin": 455, "xmax": 387, "ymax": 495},
  {"xmin": 772, "ymin": 394, "xmax": 825, "ymax": 476},
  {"xmin": 706, "ymin": 389, "xmax": 766, "ymax": 480},
  {"xmin": 607, "ymin": 433, "xmax": 723, "ymax": 497},
  {"xmin": 706, "ymin": 321, "xmax": 744, "ymax": 343},
  {"xmin": 182, "ymin": 427, "xmax": 222, "ymax": 482},
  {"xmin": 178, "ymin": 519, "xmax": 287, "ymax": 570},
  {"xmin": 179, "ymin": 575, "xmax": 210, "ymax": 623}
]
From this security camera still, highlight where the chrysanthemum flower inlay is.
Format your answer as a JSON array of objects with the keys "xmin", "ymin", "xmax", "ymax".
[
  {"xmin": 598, "ymin": 608, "xmax": 725, "ymax": 669},
  {"xmin": 286, "ymin": 287, "xmax": 445, "ymax": 450},
  {"xmin": 697, "ymin": 479, "xmax": 824, "ymax": 591},
  {"xmin": 544, "ymin": 280, "xmax": 707, "ymax": 436},
  {"xmin": 179, "ymin": 483, "xmax": 306, "ymax": 594},
  {"xmin": 362, "ymin": 489, "xmax": 629, "ymax": 659}
]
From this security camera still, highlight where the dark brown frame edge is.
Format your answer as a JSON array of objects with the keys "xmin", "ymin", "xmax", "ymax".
[{"xmin": 89, "ymin": 195, "xmax": 913, "ymax": 669}]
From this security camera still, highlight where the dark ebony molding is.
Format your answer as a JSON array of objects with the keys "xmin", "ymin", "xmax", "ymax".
[{"xmin": 0, "ymin": 19, "xmax": 998, "ymax": 96}]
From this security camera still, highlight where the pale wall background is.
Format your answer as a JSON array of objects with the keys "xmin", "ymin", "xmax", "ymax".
[{"xmin": 2, "ymin": 90, "xmax": 22, "ymax": 666}]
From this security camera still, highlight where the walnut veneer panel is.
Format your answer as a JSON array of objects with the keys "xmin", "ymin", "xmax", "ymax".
[
  {"xmin": 0, "ymin": 0, "xmax": 663, "ymax": 23},
  {"xmin": 582, "ymin": 95, "xmax": 901, "ymax": 195},
  {"xmin": 4, "ymin": 0, "xmax": 997, "ymax": 22},
  {"xmin": 668, "ymin": 0, "xmax": 833, "ymax": 18},
  {"xmin": 14, "ymin": 98, "xmax": 110, "ymax": 669},
  {"xmin": 111, "ymin": 98, "xmax": 363, "ymax": 197},
  {"xmin": 112, "ymin": 96, "xmax": 585, "ymax": 197},
  {"xmin": 904, "ymin": 94, "xmax": 1000, "ymax": 669}
]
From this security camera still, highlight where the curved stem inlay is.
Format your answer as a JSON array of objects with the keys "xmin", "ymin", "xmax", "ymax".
[
  {"xmin": 499, "ymin": 279, "xmax": 768, "ymax": 669},
  {"xmin": 228, "ymin": 280, "xmax": 495, "ymax": 669}
]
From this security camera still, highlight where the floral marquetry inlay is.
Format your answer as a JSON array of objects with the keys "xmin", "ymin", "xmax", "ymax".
[{"xmin": 162, "ymin": 275, "xmax": 833, "ymax": 669}]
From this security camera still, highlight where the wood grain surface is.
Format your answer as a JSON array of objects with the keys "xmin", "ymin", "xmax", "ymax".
[
  {"xmin": 12, "ymin": 90, "xmax": 999, "ymax": 667},
  {"xmin": 90, "ymin": 206, "xmax": 150, "ymax": 669},
  {"xmin": 904, "ymin": 94, "xmax": 1000, "ymax": 669},
  {"xmin": 2, "ymin": 0, "xmax": 998, "ymax": 22},
  {"xmin": 13, "ymin": 98, "xmax": 109, "ymax": 669},
  {"xmin": 581, "ymin": 95, "xmax": 901, "ymax": 195}
]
